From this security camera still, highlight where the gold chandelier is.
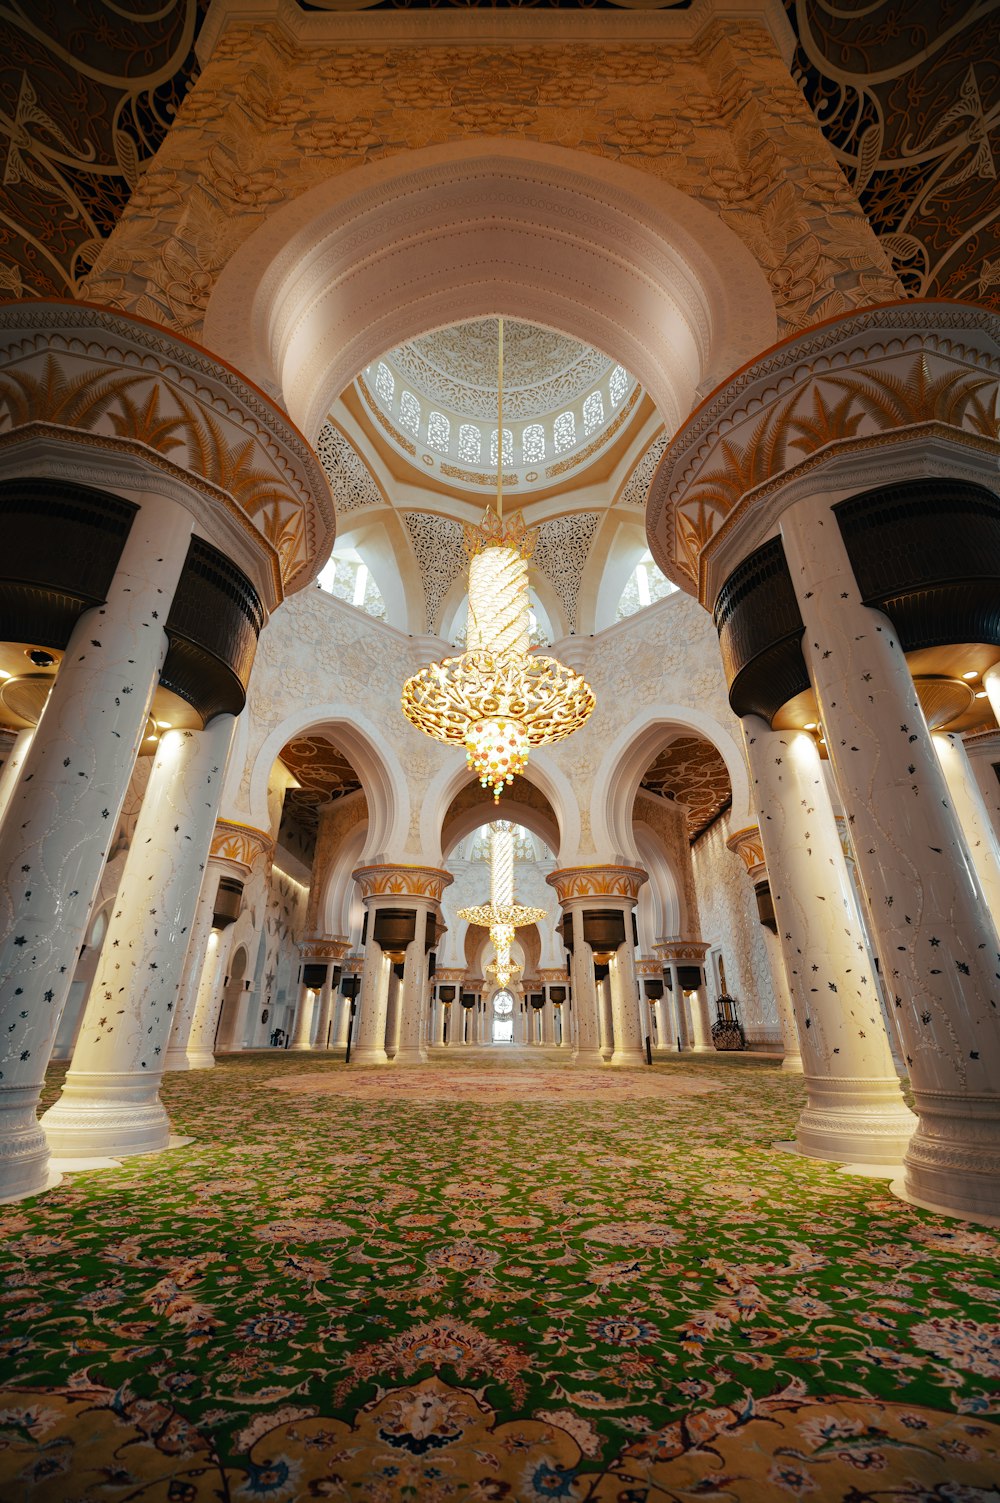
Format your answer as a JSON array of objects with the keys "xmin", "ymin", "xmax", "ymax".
[
  {"xmin": 459, "ymin": 822, "xmax": 546, "ymax": 988},
  {"xmin": 402, "ymin": 318, "xmax": 596, "ymax": 802}
]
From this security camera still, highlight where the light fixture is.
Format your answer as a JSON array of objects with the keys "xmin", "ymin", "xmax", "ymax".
[
  {"xmin": 402, "ymin": 318, "xmax": 595, "ymax": 802},
  {"xmin": 963, "ymin": 671, "xmax": 979, "ymax": 680},
  {"xmin": 804, "ymin": 721, "xmax": 817, "ymax": 731},
  {"xmin": 976, "ymin": 690, "xmax": 989, "ymax": 699},
  {"xmin": 459, "ymin": 822, "xmax": 546, "ymax": 988}
]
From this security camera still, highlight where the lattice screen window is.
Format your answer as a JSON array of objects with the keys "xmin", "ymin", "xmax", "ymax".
[
  {"xmin": 610, "ymin": 364, "xmax": 628, "ymax": 408},
  {"xmin": 375, "ymin": 362, "xmax": 394, "ymax": 405},
  {"xmin": 316, "ymin": 423, "xmax": 383, "ymax": 513},
  {"xmin": 490, "ymin": 428, "xmax": 513, "ymax": 467},
  {"xmin": 427, "ymin": 411, "xmax": 450, "ymax": 453},
  {"xmin": 399, "ymin": 390, "xmax": 421, "ymax": 436},
  {"xmin": 553, "ymin": 411, "xmax": 576, "ymax": 454},
  {"xmin": 583, "ymin": 391, "xmax": 605, "ymax": 435},
  {"xmin": 459, "ymin": 424, "xmax": 481, "ymax": 463},
  {"xmin": 522, "ymin": 423, "xmax": 545, "ymax": 464}
]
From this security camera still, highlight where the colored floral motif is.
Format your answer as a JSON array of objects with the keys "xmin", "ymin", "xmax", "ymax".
[{"xmin": 1, "ymin": 1053, "xmax": 999, "ymax": 1498}]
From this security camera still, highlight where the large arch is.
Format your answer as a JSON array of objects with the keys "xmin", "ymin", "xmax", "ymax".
[
  {"xmin": 244, "ymin": 704, "xmax": 408, "ymax": 861},
  {"xmin": 204, "ymin": 139, "xmax": 776, "ymax": 441},
  {"xmin": 423, "ymin": 749, "xmax": 579, "ymax": 866},
  {"xmin": 592, "ymin": 706, "xmax": 750, "ymax": 863}
]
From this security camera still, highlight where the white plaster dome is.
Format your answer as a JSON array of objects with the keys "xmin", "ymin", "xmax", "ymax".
[{"xmin": 358, "ymin": 317, "xmax": 638, "ymax": 494}]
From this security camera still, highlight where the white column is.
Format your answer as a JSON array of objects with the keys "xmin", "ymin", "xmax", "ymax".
[
  {"xmin": 383, "ymin": 970, "xmax": 402, "ymax": 1058},
  {"xmin": 314, "ymin": 969, "xmax": 335, "ymax": 1049},
  {"xmin": 609, "ymin": 939, "xmax": 645, "ymax": 1066},
  {"xmin": 763, "ymin": 924, "xmax": 803, "ymax": 1072},
  {"xmin": 933, "ymin": 731, "xmax": 1000, "ymax": 921},
  {"xmin": 0, "ymin": 728, "xmax": 34, "ymax": 832},
  {"xmin": 541, "ymin": 998, "xmax": 554, "ymax": 1046},
  {"xmin": 964, "ymin": 727, "xmax": 1000, "ymax": 853},
  {"xmin": 334, "ymin": 980, "xmax": 354, "ymax": 1049},
  {"xmin": 653, "ymin": 994, "xmax": 671, "ymax": 1052},
  {"xmin": 184, "ymin": 923, "xmax": 237, "ymax": 1069},
  {"xmin": 783, "ymin": 499, "xmax": 1000, "ymax": 1215},
  {"xmin": 396, "ymin": 907, "xmax": 429, "ymax": 1065},
  {"xmin": 744, "ymin": 715, "xmax": 916, "ymax": 1163},
  {"xmin": 352, "ymin": 941, "xmax": 390, "ymax": 1066},
  {"xmin": 41, "ymin": 715, "xmax": 235, "ymax": 1158},
  {"xmin": 569, "ymin": 907, "xmax": 602, "ymax": 1065},
  {"xmin": 164, "ymin": 857, "xmax": 227, "ymax": 1070},
  {"xmin": 688, "ymin": 980, "xmax": 713, "ymax": 1053},
  {"xmin": 288, "ymin": 982, "xmax": 317, "ymax": 1051},
  {"xmin": 665, "ymin": 965, "xmax": 688, "ymax": 1049},
  {"xmin": 0, "ymin": 500, "xmax": 192, "ymax": 1201}
]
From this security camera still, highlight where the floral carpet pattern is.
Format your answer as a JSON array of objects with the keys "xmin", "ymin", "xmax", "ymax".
[{"xmin": 1, "ymin": 1052, "xmax": 999, "ymax": 1501}]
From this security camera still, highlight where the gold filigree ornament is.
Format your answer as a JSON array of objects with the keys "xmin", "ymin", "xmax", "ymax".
[{"xmin": 401, "ymin": 319, "xmax": 595, "ymax": 801}]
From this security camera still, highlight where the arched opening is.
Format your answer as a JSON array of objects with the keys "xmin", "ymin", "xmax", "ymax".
[{"xmin": 215, "ymin": 946, "xmax": 249, "ymax": 1053}]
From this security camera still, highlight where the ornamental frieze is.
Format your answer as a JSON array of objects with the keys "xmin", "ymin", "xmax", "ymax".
[
  {"xmin": 299, "ymin": 936, "xmax": 351, "ymax": 963},
  {"xmin": 211, "ymin": 819, "xmax": 274, "ymax": 873},
  {"xmin": 351, "ymin": 863, "xmax": 454, "ymax": 902},
  {"xmin": 647, "ymin": 303, "xmax": 1000, "ymax": 603},
  {"xmin": 546, "ymin": 864, "xmax": 647, "ymax": 903},
  {"xmin": 0, "ymin": 304, "xmax": 335, "ymax": 601},
  {"xmin": 655, "ymin": 937, "xmax": 710, "ymax": 963}
]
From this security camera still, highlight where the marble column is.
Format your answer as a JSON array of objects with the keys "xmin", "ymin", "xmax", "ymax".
[
  {"xmin": 314, "ymin": 969, "xmax": 335, "ymax": 1049},
  {"xmin": 657, "ymin": 942, "xmax": 712, "ymax": 1053},
  {"xmin": 185, "ymin": 923, "xmax": 237, "ymax": 1070},
  {"xmin": 933, "ymin": 731, "xmax": 1000, "ymax": 921},
  {"xmin": 396, "ymin": 906, "xmax": 432, "ymax": 1065},
  {"xmin": 164, "ymin": 856, "xmax": 229, "ymax": 1070},
  {"xmin": 566, "ymin": 909, "xmax": 602, "ymax": 1065},
  {"xmin": 743, "ymin": 715, "xmax": 916, "ymax": 1163},
  {"xmin": 689, "ymin": 978, "xmax": 714, "ymax": 1053},
  {"xmin": 0, "ymin": 500, "xmax": 193, "ymax": 1201},
  {"xmin": 288, "ymin": 979, "xmax": 317, "ymax": 1051},
  {"xmin": 541, "ymin": 999, "xmax": 554, "ymax": 1046},
  {"xmin": 41, "ymin": 714, "xmax": 235, "ymax": 1158},
  {"xmin": 0, "ymin": 728, "xmax": 34, "ymax": 832},
  {"xmin": 597, "ymin": 976, "xmax": 614, "ymax": 1059},
  {"xmin": 782, "ymin": 498, "xmax": 1000, "ymax": 1212},
  {"xmin": 963, "ymin": 728, "xmax": 1000, "ymax": 855},
  {"xmin": 609, "ymin": 933, "xmax": 645, "ymax": 1067},
  {"xmin": 353, "ymin": 942, "xmax": 391, "ymax": 1066}
]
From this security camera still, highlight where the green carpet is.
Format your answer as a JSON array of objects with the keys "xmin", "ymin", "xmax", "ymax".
[{"xmin": 1, "ymin": 1052, "xmax": 998, "ymax": 1500}]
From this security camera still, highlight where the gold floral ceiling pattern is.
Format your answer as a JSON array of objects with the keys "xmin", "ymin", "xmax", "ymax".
[
  {"xmin": 639, "ymin": 734, "xmax": 732, "ymax": 842},
  {"xmin": 279, "ymin": 733, "xmax": 363, "ymax": 832}
]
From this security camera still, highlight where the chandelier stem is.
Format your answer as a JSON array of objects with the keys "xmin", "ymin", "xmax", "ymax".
[{"xmin": 496, "ymin": 315, "xmax": 504, "ymax": 524}]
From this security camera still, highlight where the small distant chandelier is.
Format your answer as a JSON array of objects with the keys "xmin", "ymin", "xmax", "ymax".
[
  {"xmin": 459, "ymin": 822, "xmax": 546, "ymax": 988},
  {"xmin": 402, "ymin": 318, "xmax": 595, "ymax": 802}
]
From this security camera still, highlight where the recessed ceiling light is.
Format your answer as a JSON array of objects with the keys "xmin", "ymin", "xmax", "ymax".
[
  {"xmin": 963, "ymin": 670, "xmax": 978, "ymax": 680},
  {"xmin": 155, "ymin": 720, "xmax": 172, "ymax": 729},
  {"xmin": 975, "ymin": 691, "xmax": 988, "ymax": 699},
  {"xmin": 804, "ymin": 721, "xmax": 816, "ymax": 730}
]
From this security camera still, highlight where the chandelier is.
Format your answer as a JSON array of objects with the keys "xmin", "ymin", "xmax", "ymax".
[
  {"xmin": 459, "ymin": 822, "xmax": 546, "ymax": 988},
  {"xmin": 402, "ymin": 318, "xmax": 596, "ymax": 802}
]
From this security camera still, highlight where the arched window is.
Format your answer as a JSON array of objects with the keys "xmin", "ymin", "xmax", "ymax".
[
  {"xmin": 317, "ymin": 549, "xmax": 387, "ymax": 621},
  {"xmin": 522, "ymin": 423, "xmax": 545, "ymax": 464},
  {"xmin": 583, "ymin": 391, "xmax": 605, "ymax": 435},
  {"xmin": 610, "ymin": 364, "xmax": 628, "ymax": 408},
  {"xmin": 375, "ymin": 362, "xmax": 394, "ymax": 405},
  {"xmin": 490, "ymin": 428, "xmax": 513, "ymax": 468},
  {"xmin": 399, "ymin": 390, "xmax": 420, "ymax": 436},
  {"xmin": 459, "ymin": 424, "xmax": 481, "ymax": 463},
  {"xmin": 492, "ymin": 989, "xmax": 514, "ymax": 1042},
  {"xmin": 427, "ymin": 411, "xmax": 450, "ymax": 453},
  {"xmin": 553, "ymin": 410, "xmax": 576, "ymax": 454},
  {"xmin": 616, "ymin": 550, "xmax": 677, "ymax": 620}
]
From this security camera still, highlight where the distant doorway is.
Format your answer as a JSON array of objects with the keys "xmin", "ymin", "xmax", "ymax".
[{"xmin": 492, "ymin": 989, "xmax": 514, "ymax": 1043}]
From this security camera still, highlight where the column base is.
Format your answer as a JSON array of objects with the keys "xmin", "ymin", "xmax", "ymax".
[
  {"xmin": 901, "ymin": 1090, "xmax": 1000, "ymax": 1221},
  {"xmin": 350, "ymin": 1046, "xmax": 389, "ymax": 1066},
  {"xmin": 795, "ymin": 1073, "xmax": 916, "ymax": 1166},
  {"xmin": 781, "ymin": 1054, "xmax": 805, "ymax": 1074},
  {"xmin": 287, "ymin": 1043, "xmax": 314, "ymax": 1052},
  {"xmin": 394, "ymin": 1047, "xmax": 428, "ymax": 1066},
  {"xmin": 573, "ymin": 1048, "xmax": 606, "ymax": 1066},
  {"xmin": 609, "ymin": 1048, "xmax": 646, "ymax": 1067},
  {"xmin": 41, "ymin": 1072, "xmax": 172, "ymax": 1159},
  {"xmin": 184, "ymin": 1051, "xmax": 217, "ymax": 1071},
  {"xmin": 162, "ymin": 1049, "xmax": 193, "ymax": 1072},
  {"xmin": 0, "ymin": 1086, "xmax": 56, "ymax": 1201}
]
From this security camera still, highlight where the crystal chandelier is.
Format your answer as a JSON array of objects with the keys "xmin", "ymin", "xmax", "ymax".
[
  {"xmin": 402, "ymin": 318, "xmax": 596, "ymax": 802},
  {"xmin": 459, "ymin": 822, "xmax": 546, "ymax": 988}
]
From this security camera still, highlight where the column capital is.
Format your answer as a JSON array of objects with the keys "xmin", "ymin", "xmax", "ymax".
[
  {"xmin": 655, "ymin": 937, "xmax": 710, "ymax": 964},
  {"xmin": 537, "ymin": 968, "xmax": 568, "ymax": 984},
  {"xmin": 434, "ymin": 968, "xmax": 466, "ymax": 984},
  {"xmin": 352, "ymin": 863, "xmax": 453, "ymax": 904},
  {"xmin": 341, "ymin": 954, "xmax": 363, "ymax": 976},
  {"xmin": 647, "ymin": 300, "xmax": 1000, "ymax": 606},
  {"xmin": 635, "ymin": 956, "xmax": 664, "ymax": 977},
  {"xmin": 211, "ymin": 819, "xmax": 273, "ymax": 876},
  {"xmin": 726, "ymin": 824, "xmax": 767, "ymax": 883},
  {"xmin": 546, "ymin": 864, "xmax": 647, "ymax": 905},
  {"xmin": 0, "ymin": 301, "xmax": 335, "ymax": 605},
  {"xmin": 299, "ymin": 936, "xmax": 350, "ymax": 963}
]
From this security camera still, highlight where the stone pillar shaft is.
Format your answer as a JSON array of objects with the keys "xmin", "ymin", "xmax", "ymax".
[
  {"xmin": 0, "ymin": 500, "xmax": 193, "ymax": 1201},
  {"xmin": 781, "ymin": 498, "xmax": 1000, "ymax": 1213},
  {"xmin": 41, "ymin": 715, "xmax": 235, "ymax": 1157},
  {"xmin": 288, "ymin": 982, "xmax": 317, "ymax": 1051},
  {"xmin": 609, "ymin": 937, "xmax": 645, "ymax": 1066},
  {"xmin": 396, "ymin": 906, "xmax": 430, "ymax": 1065},
  {"xmin": 0, "ymin": 728, "xmax": 34, "ymax": 833}
]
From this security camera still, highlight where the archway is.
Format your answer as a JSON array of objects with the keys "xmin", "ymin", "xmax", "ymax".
[
  {"xmin": 215, "ymin": 946, "xmax": 249, "ymax": 1053},
  {"xmin": 204, "ymin": 140, "xmax": 776, "ymax": 441}
]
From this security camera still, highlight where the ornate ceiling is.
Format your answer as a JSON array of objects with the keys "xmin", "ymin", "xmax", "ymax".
[
  {"xmin": 2, "ymin": 3, "xmax": 994, "ymax": 316},
  {"xmin": 639, "ymin": 734, "xmax": 732, "ymax": 842},
  {"xmin": 279, "ymin": 733, "xmax": 363, "ymax": 833}
]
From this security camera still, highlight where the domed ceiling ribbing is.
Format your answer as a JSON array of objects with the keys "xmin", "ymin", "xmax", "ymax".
[{"xmin": 359, "ymin": 318, "xmax": 637, "ymax": 494}]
